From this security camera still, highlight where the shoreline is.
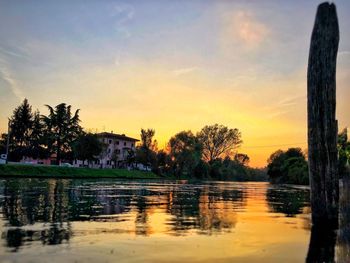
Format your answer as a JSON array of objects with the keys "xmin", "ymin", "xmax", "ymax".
[{"xmin": 0, "ymin": 164, "xmax": 159, "ymax": 179}]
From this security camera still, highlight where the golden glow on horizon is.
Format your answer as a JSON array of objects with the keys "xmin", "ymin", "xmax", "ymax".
[
  {"xmin": 1, "ymin": 3, "xmax": 348, "ymax": 167},
  {"xmin": 63, "ymin": 61, "xmax": 308, "ymax": 167}
]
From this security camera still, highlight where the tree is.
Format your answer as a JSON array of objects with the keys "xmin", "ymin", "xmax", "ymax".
[
  {"xmin": 267, "ymin": 148, "xmax": 308, "ymax": 185},
  {"xmin": 140, "ymin": 129, "xmax": 156, "ymax": 150},
  {"xmin": 42, "ymin": 103, "xmax": 82, "ymax": 164},
  {"xmin": 338, "ymin": 128, "xmax": 350, "ymax": 177},
  {"xmin": 10, "ymin": 99, "xmax": 33, "ymax": 148},
  {"xmin": 234, "ymin": 153, "xmax": 250, "ymax": 166},
  {"xmin": 197, "ymin": 124, "xmax": 242, "ymax": 162},
  {"xmin": 9, "ymin": 99, "xmax": 34, "ymax": 160},
  {"xmin": 168, "ymin": 130, "xmax": 202, "ymax": 177},
  {"xmin": 28, "ymin": 111, "xmax": 47, "ymax": 159},
  {"xmin": 155, "ymin": 150, "xmax": 172, "ymax": 176},
  {"xmin": 125, "ymin": 149, "xmax": 136, "ymax": 168},
  {"xmin": 72, "ymin": 133, "xmax": 103, "ymax": 166},
  {"xmin": 0, "ymin": 133, "xmax": 7, "ymax": 154},
  {"xmin": 136, "ymin": 128, "xmax": 157, "ymax": 169}
]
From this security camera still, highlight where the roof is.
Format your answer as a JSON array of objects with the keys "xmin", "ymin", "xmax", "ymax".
[{"xmin": 97, "ymin": 132, "xmax": 139, "ymax": 142}]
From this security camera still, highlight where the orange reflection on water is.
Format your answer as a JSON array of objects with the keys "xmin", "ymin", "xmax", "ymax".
[{"xmin": 0, "ymin": 180, "xmax": 317, "ymax": 263}]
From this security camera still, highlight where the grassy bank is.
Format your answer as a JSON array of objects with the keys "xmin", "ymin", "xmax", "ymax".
[{"xmin": 0, "ymin": 164, "xmax": 159, "ymax": 179}]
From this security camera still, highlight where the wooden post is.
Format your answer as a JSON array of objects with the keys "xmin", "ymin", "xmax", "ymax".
[{"xmin": 307, "ymin": 2, "xmax": 339, "ymax": 225}]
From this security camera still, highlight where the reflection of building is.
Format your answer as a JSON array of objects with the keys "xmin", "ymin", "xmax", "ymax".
[{"xmin": 74, "ymin": 132, "xmax": 139, "ymax": 168}]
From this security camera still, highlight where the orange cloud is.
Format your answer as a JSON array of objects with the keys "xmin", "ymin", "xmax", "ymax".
[{"xmin": 222, "ymin": 11, "xmax": 270, "ymax": 50}]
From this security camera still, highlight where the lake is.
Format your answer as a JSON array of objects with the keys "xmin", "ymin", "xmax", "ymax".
[{"xmin": 0, "ymin": 179, "xmax": 348, "ymax": 263}]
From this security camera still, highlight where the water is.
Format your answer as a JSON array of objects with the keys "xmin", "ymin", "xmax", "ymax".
[{"xmin": 0, "ymin": 179, "xmax": 348, "ymax": 263}]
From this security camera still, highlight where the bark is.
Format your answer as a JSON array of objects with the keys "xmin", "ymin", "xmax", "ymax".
[{"xmin": 307, "ymin": 2, "xmax": 339, "ymax": 225}]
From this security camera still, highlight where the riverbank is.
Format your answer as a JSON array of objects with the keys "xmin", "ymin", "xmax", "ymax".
[{"xmin": 0, "ymin": 164, "xmax": 159, "ymax": 179}]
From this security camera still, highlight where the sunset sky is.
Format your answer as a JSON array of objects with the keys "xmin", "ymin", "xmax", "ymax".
[{"xmin": 0, "ymin": 0, "xmax": 349, "ymax": 167}]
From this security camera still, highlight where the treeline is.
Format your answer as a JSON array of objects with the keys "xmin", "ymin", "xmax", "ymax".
[
  {"xmin": 0, "ymin": 99, "xmax": 267, "ymax": 181},
  {"xmin": 134, "ymin": 127, "xmax": 267, "ymax": 181},
  {"xmin": 0, "ymin": 99, "xmax": 114, "ymax": 165},
  {"xmin": 266, "ymin": 129, "xmax": 350, "ymax": 185}
]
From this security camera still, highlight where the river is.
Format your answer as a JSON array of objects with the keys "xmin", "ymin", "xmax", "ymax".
[{"xmin": 0, "ymin": 179, "xmax": 348, "ymax": 262}]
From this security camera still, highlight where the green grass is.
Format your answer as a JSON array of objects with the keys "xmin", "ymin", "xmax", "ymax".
[{"xmin": 0, "ymin": 164, "xmax": 159, "ymax": 179}]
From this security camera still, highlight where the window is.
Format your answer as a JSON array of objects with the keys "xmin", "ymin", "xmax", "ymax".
[
  {"xmin": 131, "ymin": 143, "xmax": 134, "ymax": 147},
  {"xmin": 124, "ymin": 142, "xmax": 127, "ymax": 146},
  {"xmin": 109, "ymin": 139, "xmax": 112, "ymax": 144},
  {"xmin": 108, "ymin": 148, "xmax": 111, "ymax": 153},
  {"xmin": 115, "ymin": 149, "xmax": 121, "ymax": 154},
  {"xmin": 116, "ymin": 141, "xmax": 119, "ymax": 145}
]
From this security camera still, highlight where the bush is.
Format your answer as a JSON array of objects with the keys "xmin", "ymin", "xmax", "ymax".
[{"xmin": 267, "ymin": 148, "xmax": 309, "ymax": 185}]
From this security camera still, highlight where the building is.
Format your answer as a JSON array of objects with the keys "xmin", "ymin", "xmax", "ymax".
[{"xmin": 74, "ymin": 132, "xmax": 139, "ymax": 168}]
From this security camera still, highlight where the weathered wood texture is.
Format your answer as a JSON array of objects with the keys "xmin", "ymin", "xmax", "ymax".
[{"xmin": 307, "ymin": 2, "xmax": 339, "ymax": 225}]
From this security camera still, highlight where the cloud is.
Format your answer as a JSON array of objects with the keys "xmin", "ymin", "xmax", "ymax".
[
  {"xmin": 0, "ymin": 62, "xmax": 24, "ymax": 101},
  {"xmin": 0, "ymin": 45, "xmax": 30, "ymax": 60},
  {"xmin": 277, "ymin": 95, "xmax": 305, "ymax": 107},
  {"xmin": 112, "ymin": 4, "xmax": 135, "ymax": 38},
  {"xmin": 222, "ymin": 11, "xmax": 269, "ymax": 50},
  {"xmin": 266, "ymin": 110, "xmax": 290, "ymax": 119},
  {"xmin": 172, "ymin": 67, "xmax": 199, "ymax": 76},
  {"xmin": 263, "ymin": 94, "xmax": 305, "ymax": 119}
]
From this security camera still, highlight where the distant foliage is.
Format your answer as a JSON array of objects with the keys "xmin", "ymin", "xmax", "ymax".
[
  {"xmin": 135, "ymin": 128, "xmax": 158, "ymax": 170},
  {"xmin": 3, "ymin": 101, "xmax": 268, "ymax": 182},
  {"xmin": 0, "ymin": 133, "xmax": 7, "ymax": 155},
  {"xmin": 140, "ymin": 124, "xmax": 266, "ymax": 182},
  {"xmin": 168, "ymin": 130, "xmax": 202, "ymax": 178},
  {"xmin": 42, "ymin": 103, "xmax": 83, "ymax": 163},
  {"xmin": 72, "ymin": 133, "xmax": 103, "ymax": 165},
  {"xmin": 267, "ymin": 148, "xmax": 309, "ymax": 185},
  {"xmin": 338, "ymin": 128, "xmax": 350, "ymax": 178},
  {"xmin": 197, "ymin": 124, "xmax": 242, "ymax": 162},
  {"xmin": 8, "ymin": 99, "xmax": 47, "ymax": 161}
]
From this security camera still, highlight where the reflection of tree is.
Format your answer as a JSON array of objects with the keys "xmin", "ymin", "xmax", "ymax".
[
  {"xmin": 134, "ymin": 188, "xmax": 151, "ymax": 236},
  {"xmin": 67, "ymin": 183, "xmax": 133, "ymax": 221},
  {"xmin": 166, "ymin": 185, "xmax": 244, "ymax": 235},
  {"xmin": 1, "ymin": 179, "xmax": 72, "ymax": 251},
  {"xmin": 266, "ymin": 187, "xmax": 309, "ymax": 217},
  {"xmin": 0, "ymin": 179, "xmax": 247, "ymax": 251}
]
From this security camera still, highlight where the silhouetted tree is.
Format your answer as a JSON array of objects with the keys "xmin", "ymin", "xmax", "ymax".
[
  {"xmin": 267, "ymin": 148, "xmax": 308, "ymax": 185},
  {"xmin": 168, "ymin": 130, "xmax": 202, "ymax": 177},
  {"xmin": 234, "ymin": 153, "xmax": 250, "ymax": 166},
  {"xmin": 42, "ymin": 103, "xmax": 82, "ymax": 164},
  {"xmin": 197, "ymin": 124, "xmax": 242, "ymax": 162},
  {"xmin": 136, "ymin": 128, "xmax": 157, "ymax": 169},
  {"xmin": 73, "ymin": 133, "xmax": 103, "ymax": 166},
  {"xmin": 0, "ymin": 133, "xmax": 7, "ymax": 154},
  {"xmin": 28, "ymin": 111, "xmax": 47, "ymax": 159},
  {"xmin": 9, "ymin": 99, "xmax": 34, "ymax": 160},
  {"xmin": 338, "ymin": 128, "xmax": 350, "ymax": 178}
]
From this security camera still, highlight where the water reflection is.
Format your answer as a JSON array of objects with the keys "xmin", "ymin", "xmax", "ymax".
[
  {"xmin": 0, "ymin": 179, "xmax": 246, "ymax": 250},
  {"xmin": 305, "ymin": 177, "xmax": 350, "ymax": 263},
  {"xmin": 1, "ymin": 180, "xmax": 72, "ymax": 251},
  {"xmin": 0, "ymin": 179, "xmax": 347, "ymax": 262},
  {"xmin": 266, "ymin": 186, "xmax": 310, "ymax": 217}
]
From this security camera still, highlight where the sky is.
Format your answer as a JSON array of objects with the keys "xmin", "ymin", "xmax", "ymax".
[{"xmin": 0, "ymin": 0, "xmax": 349, "ymax": 167}]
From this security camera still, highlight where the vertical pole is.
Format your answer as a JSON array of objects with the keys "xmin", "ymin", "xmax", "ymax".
[
  {"xmin": 307, "ymin": 2, "xmax": 339, "ymax": 225},
  {"xmin": 5, "ymin": 118, "xmax": 11, "ymax": 164}
]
